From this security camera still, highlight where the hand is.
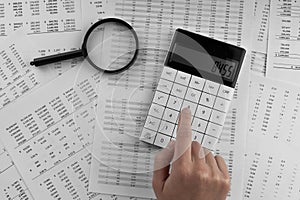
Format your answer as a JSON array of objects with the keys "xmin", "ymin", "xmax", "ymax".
[{"xmin": 152, "ymin": 108, "xmax": 230, "ymax": 200}]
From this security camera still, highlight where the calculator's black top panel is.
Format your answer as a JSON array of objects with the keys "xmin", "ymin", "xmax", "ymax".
[{"xmin": 164, "ymin": 28, "xmax": 246, "ymax": 88}]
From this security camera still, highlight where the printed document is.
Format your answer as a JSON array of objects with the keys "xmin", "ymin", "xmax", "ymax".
[
  {"xmin": 244, "ymin": 75, "xmax": 300, "ymax": 199},
  {"xmin": 266, "ymin": 0, "xmax": 300, "ymax": 84}
]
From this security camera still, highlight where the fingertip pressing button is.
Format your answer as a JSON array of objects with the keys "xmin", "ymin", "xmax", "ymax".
[{"xmin": 181, "ymin": 100, "xmax": 197, "ymax": 116}]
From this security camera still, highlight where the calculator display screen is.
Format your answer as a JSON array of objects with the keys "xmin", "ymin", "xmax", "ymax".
[
  {"xmin": 170, "ymin": 44, "xmax": 239, "ymax": 82},
  {"xmin": 164, "ymin": 29, "xmax": 246, "ymax": 88}
]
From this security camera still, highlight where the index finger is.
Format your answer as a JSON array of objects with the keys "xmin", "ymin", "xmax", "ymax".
[{"xmin": 173, "ymin": 107, "xmax": 192, "ymax": 165}]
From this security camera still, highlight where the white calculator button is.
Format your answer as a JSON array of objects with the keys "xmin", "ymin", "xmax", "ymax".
[
  {"xmin": 144, "ymin": 116, "xmax": 161, "ymax": 131},
  {"xmin": 171, "ymin": 83, "xmax": 187, "ymax": 99},
  {"xmin": 161, "ymin": 67, "xmax": 177, "ymax": 82},
  {"xmin": 157, "ymin": 78, "xmax": 173, "ymax": 94},
  {"xmin": 158, "ymin": 120, "xmax": 175, "ymax": 136},
  {"xmin": 148, "ymin": 103, "xmax": 165, "ymax": 119},
  {"xmin": 210, "ymin": 110, "xmax": 226, "ymax": 125},
  {"xmin": 153, "ymin": 91, "xmax": 169, "ymax": 106},
  {"xmin": 189, "ymin": 76, "xmax": 205, "ymax": 91},
  {"xmin": 199, "ymin": 92, "xmax": 216, "ymax": 108},
  {"xmin": 202, "ymin": 135, "xmax": 218, "ymax": 150},
  {"xmin": 218, "ymin": 85, "xmax": 234, "ymax": 100},
  {"xmin": 203, "ymin": 80, "xmax": 220, "ymax": 96},
  {"xmin": 192, "ymin": 131, "xmax": 204, "ymax": 144},
  {"xmin": 163, "ymin": 108, "xmax": 179, "ymax": 123},
  {"xmin": 181, "ymin": 100, "xmax": 197, "ymax": 116},
  {"xmin": 195, "ymin": 105, "xmax": 212, "ymax": 120},
  {"xmin": 154, "ymin": 133, "xmax": 171, "ymax": 148},
  {"xmin": 185, "ymin": 88, "xmax": 201, "ymax": 103},
  {"xmin": 192, "ymin": 117, "xmax": 208, "ymax": 133},
  {"xmin": 175, "ymin": 71, "xmax": 191, "ymax": 86},
  {"xmin": 167, "ymin": 96, "xmax": 183, "ymax": 111},
  {"xmin": 140, "ymin": 128, "xmax": 156, "ymax": 144},
  {"xmin": 206, "ymin": 122, "xmax": 222, "ymax": 138},
  {"xmin": 214, "ymin": 97, "xmax": 231, "ymax": 112}
]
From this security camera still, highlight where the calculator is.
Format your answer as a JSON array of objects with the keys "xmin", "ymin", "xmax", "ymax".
[{"xmin": 140, "ymin": 29, "xmax": 246, "ymax": 150}]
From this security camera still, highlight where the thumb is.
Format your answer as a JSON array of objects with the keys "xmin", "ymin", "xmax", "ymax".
[{"xmin": 152, "ymin": 140, "xmax": 175, "ymax": 192}]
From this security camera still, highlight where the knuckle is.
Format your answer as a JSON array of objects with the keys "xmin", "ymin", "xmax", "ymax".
[
  {"xmin": 174, "ymin": 166, "xmax": 192, "ymax": 182},
  {"xmin": 212, "ymin": 175, "xmax": 231, "ymax": 192},
  {"xmin": 194, "ymin": 167, "xmax": 230, "ymax": 192},
  {"xmin": 212, "ymin": 174, "xmax": 221, "ymax": 184},
  {"xmin": 197, "ymin": 170, "xmax": 210, "ymax": 184},
  {"xmin": 177, "ymin": 172, "xmax": 190, "ymax": 184},
  {"xmin": 222, "ymin": 177, "xmax": 231, "ymax": 192},
  {"xmin": 177, "ymin": 168, "xmax": 190, "ymax": 179}
]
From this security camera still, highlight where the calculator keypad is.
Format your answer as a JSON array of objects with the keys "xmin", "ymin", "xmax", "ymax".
[
  {"xmin": 162, "ymin": 108, "xmax": 179, "ymax": 123},
  {"xmin": 140, "ymin": 66, "xmax": 234, "ymax": 150},
  {"xmin": 158, "ymin": 120, "xmax": 175, "ymax": 136}
]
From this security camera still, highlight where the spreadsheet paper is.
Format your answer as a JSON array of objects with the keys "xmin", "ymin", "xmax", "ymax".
[
  {"xmin": 244, "ymin": 74, "xmax": 300, "ymax": 199},
  {"xmin": 266, "ymin": 0, "xmax": 300, "ymax": 84},
  {"xmin": 0, "ymin": 0, "xmax": 82, "ymax": 39},
  {"xmin": 2, "ymin": 0, "xmax": 298, "ymax": 200},
  {"xmin": 0, "ymin": 59, "xmax": 153, "ymax": 200}
]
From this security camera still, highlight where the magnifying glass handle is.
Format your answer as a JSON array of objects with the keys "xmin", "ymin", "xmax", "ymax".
[{"xmin": 30, "ymin": 49, "xmax": 83, "ymax": 67}]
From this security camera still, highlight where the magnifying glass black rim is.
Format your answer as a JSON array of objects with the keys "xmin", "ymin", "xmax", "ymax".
[{"xmin": 82, "ymin": 18, "xmax": 139, "ymax": 74}]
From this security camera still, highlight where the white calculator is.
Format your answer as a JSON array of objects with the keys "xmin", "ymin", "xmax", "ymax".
[{"xmin": 140, "ymin": 29, "xmax": 246, "ymax": 150}]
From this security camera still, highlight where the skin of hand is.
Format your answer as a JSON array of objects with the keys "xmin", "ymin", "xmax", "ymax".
[{"xmin": 152, "ymin": 108, "xmax": 230, "ymax": 200}]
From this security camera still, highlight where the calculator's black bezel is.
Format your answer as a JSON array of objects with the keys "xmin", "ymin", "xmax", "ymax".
[{"xmin": 164, "ymin": 28, "xmax": 246, "ymax": 88}]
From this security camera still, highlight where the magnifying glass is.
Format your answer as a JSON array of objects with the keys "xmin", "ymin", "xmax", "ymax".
[{"xmin": 30, "ymin": 18, "xmax": 139, "ymax": 74}]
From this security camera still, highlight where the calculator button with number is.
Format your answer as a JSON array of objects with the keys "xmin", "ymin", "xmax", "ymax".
[
  {"xmin": 140, "ymin": 69, "xmax": 234, "ymax": 150},
  {"xmin": 140, "ymin": 29, "xmax": 246, "ymax": 150}
]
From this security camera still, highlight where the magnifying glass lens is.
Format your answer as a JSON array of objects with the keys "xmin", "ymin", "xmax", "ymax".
[{"xmin": 86, "ymin": 21, "xmax": 138, "ymax": 72}]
